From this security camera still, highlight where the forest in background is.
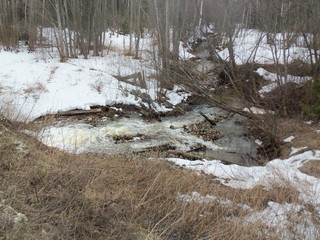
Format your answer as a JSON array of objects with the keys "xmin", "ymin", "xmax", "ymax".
[
  {"xmin": 1, "ymin": 2, "xmax": 320, "ymax": 239},
  {"xmin": 1, "ymin": 0, "xmax": 319, "ymax": 65},
  {"xmin": 1, "ymin": 0, "xmax": 320, "ymax": 119}
]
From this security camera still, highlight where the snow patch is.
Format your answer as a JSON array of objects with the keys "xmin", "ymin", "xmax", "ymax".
[
  {"xmin": 245, "ymin": 202, "xmax": 318, "ymax": 240},
  {"xmin": 177, "ymin": 191, "xmax": 250, "ymax": 210},
  {"xmin": 283, "ymin": 136, "xmax": 295, "ymax": 143},
  {"xmin": 167, "ymin": 150, "xmax": 320, "ymax": 210},
  {"xmin": 243, "ymin": 107, "xmax": 274, "ymax": 115},
  {"xmin": 256, "ymin": 68, "xmax": 312, "ymax": 96},
  {"xmin": 290, "ymin": 147, "xmax": 308, "ymax": 156}
]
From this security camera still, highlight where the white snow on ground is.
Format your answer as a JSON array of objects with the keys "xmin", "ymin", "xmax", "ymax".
[
  {"xmin": 177, "ymin": 191, "xmax": 251, "ymax": 210},
  {"xmin": 256, "ymin": 67, "xmax": 312, "ymax": 96},
  {"xmin": 0, "ymin": 31, "xmax": 193, "ymax": 122},
  {"xmin": 256, "ymin": 67, "xmax": 312, "ymax": 84},
  {"xmin": 0, "ymin": 200, "xmax": 28, "ymax": 225},
  {"xmin": 218, "ymin": 29, "xmax": 317, "ymax": 65},
  {"xmin": 283, "ymin": 136, "xmax": 295, "ymax": 143},
  {"xmin": 167, "ymin": 150, "xmax": 320, "ymax": 209},
  {"xmin": 168, "ymin": 151, "xmax": 320, "ymax": 239},
  {"xmin": 245, "ymin": 202, "xmax": 319, "ymax": 240},
  {"xmin": 255, "ymin": 139, "xmax": 263, "ymax": 146},
  {"xmin": 290, "ymin": 147, "xmax": 308, "ymax": 156},
  {"xmin": 0, "ymin": 51, "xmax": 144, "ymax": 121},
  {"xmin": 243, "ymin": 106, "xmax": 274, "ymax": 115},
  {"xmin": 177, "ymin": 192, "xmax": 319, "ymax": 240}
]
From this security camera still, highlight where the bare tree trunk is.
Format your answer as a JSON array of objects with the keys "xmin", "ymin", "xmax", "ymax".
[
  {"xmin": 164, "ymin": 0, "xmax": 170, "ymax": 71},
  {"xmin": 54, "ymin": 1, "xmax": 66, "ymax": 62},
  {"xmin": 27, "ymin": 0, "xmax": 36, "ymax": 51},
  {"xmin": 134, "ymin": 0, "xmax": 142, "ymax": 59},
  {"xmin": 128, "ymin": 0, "xmax": 133, "ymax": 54}
]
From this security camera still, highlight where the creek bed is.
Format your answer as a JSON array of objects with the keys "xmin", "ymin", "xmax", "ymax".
[{"xmin": 33, "ymin": 105, "xmax": 259, "ymax": 166}]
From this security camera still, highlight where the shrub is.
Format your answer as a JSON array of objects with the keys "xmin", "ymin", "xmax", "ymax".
[{"xmin": 303, "ymin": 77, "xmax": 320, "ymax": 120}]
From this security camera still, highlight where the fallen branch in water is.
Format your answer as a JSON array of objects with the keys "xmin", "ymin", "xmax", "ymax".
[{"xmin": 199, "ymin": 112, "xmax": 217, "ymax": 126}]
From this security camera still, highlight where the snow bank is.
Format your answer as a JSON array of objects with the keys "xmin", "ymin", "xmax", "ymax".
[
  {"xmin": 256, "ymin": 67, "xmax": 312, "ymax": 96},
  {"xmin": 217, "ymin": 29, "xmax": 317, "ymax": 65},
  {"xmin": 168, "ymin": 151, "xmax": 320, "ymax": 239},
  {"xmin": 0, "ymin": 31, "xmax": 192, "ymax": 122},
  {"xmin": 167, "ymin": 150, "xmax": 320, "ymax": 209},
  {"xmin": 245, "ymin": 202, "xmax": 318, "ymax": 240}
]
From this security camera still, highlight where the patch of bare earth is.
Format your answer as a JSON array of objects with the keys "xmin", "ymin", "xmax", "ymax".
[
  {"xmin": 277, "ymin": 118, "xmax": 320, "ymax": 158},
  {"xmin": 299, "ymin": 160, "xmax": 320, "ymax": 178},
  {"xmin": 276, "ymin": 117, "xmax": 320, "ymax": 179}
]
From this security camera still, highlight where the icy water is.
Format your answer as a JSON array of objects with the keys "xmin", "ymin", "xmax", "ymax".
[{"xmin": 35, "ymin": 106, "xmax": 259, "ymax": 166}]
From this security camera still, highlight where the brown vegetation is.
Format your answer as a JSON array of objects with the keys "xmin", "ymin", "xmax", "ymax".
[
  {"xmin": 1, "ymin": 115, "xmax": 318, "ymax": 239},
  {"xmin": 276, "ymin": 118, "xmax": 320, "ymax": 158}
]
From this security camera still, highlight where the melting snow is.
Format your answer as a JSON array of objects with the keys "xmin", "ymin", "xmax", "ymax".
[
  {"xmin": 290, "ymin": 147, "xmax": 308, "ymax": 156},
  {"xmin": 256, "ymin": 67, "xmax": 312, "ymax": 96},
  {"xmin": 0, "ymin": 31, "xmax": 193, "ymax": 122},
  {"xmin": 283, "ymin": 136, "xmax": 295, "ymax": 143},
  {"xmin": 167, "ymin": 151, "xmax": 320, "ymax": 209},
  {"xmin": 168, "ymin": 151, "xmax": 320, "ymax": 239},
  {"xmin": 245, "ymin": 202, "xmax": 318, "ymax": 240},
  {"xmin": 217, "ymin": 29, "xmax": 316, "ymax": 65}
]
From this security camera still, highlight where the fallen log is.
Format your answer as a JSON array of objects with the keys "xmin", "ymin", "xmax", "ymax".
[
  {"xmin": 112, "ymin": 71, "xmax": 146, "ymax": 88},
  {"xmin": 168, "ymin": 150, "xmax": 205, "ymax": 161},
  {"xmin": 199, "ymin": 112, "xmax": 217, "ymax": 126},
  {"xmin": 56, "ymin": 108, "xmax": 102, "ymax": 116},
  {"xmin": 132, "ymin": 143, "xmax": 176, "ymax": 154}
]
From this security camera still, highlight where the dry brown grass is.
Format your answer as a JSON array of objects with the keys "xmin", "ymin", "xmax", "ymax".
[
  {"xmin": 89, "ymin": 80, "xmax": 105, "ymax": 94},
  {"xmin": 299, "ymin": 160, "xmax": 320, "ymax": 178},
  {"xmin": 0, "ymin": 119, "xmax": 318, "ymax": 239},
  {"xmin": 22, "ymin": 82, "xmax": 48, "ymax": 101},
  {"xmin": 277, "ymin": 117, "xmax": 320, "ymax": 158}
]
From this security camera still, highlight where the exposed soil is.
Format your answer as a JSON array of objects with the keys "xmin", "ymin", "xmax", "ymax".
[
  {"xmin": 276, "ymin": 118, "xmax": 320, "ymax": 158},
  {"xmin": 299, "ymin": 160, "xmax": 320, "ymax": 178},
  {"xmin": 245, "ymin": 117, "xmax": 282, "ymax": 164},
  {"xmin": 274, "ymin": 117, "xmax": 320, "ymax": 178}
]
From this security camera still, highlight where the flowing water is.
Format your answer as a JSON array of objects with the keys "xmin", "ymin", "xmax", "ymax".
[{"xmin": 35, "ymin": 105, "xmax": 259, "ymax": 166}]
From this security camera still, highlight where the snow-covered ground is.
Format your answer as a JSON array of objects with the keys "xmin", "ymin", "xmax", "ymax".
[
  {"xmin": 218, "ymin": 29, "xmax": 317, "ymax": 65},
  {"xmin": 0, "ymin": 28, "xmax": 316, "ymax": 121},
  {"xmin": 0, "ymin": 31, "xmax": 192, "ymax": 122}
]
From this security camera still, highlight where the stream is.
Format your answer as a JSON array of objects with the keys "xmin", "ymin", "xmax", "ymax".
[{"xmin": 33, "ymin": 105, "xmax": 259, "ymax": 166}]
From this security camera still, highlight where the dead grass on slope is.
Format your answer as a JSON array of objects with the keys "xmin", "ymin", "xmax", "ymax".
[
  {"xmin": 277, "ymin": 118, "xmax": 320, "ymax": 158},
  {"xmin": 0, "ymin": 120, "xmax": 318, "ymax": 239},
  {"xmin": 299, "ymin": 160, "xmax": 320, "ymax": 178}
]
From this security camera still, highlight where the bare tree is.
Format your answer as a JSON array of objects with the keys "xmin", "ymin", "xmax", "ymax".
[{"xmin": 0, "ymin": 0, "xmax": 20, "ymax": 49}]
